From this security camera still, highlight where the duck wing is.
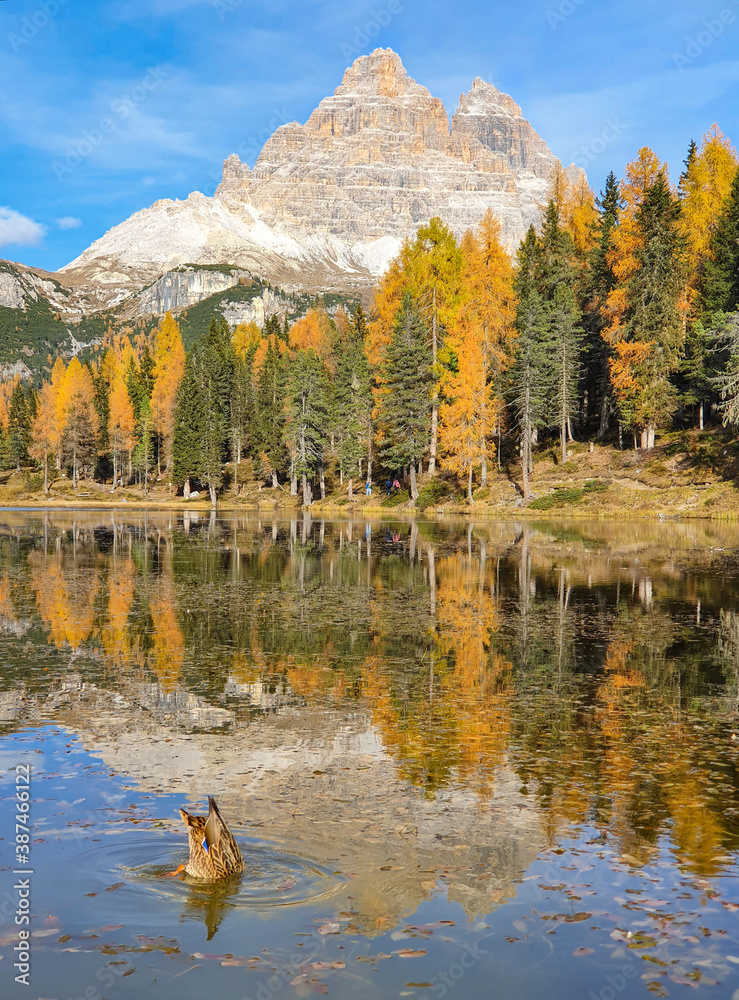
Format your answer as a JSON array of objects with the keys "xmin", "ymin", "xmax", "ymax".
[{"xmin": 204, "ymin": 797, "xmax": 245, "ymax": 877}]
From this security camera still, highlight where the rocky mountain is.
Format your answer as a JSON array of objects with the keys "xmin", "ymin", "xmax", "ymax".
[{"xmin": 3, "ymin": 49, "xmax": 583, "ymax": 344}]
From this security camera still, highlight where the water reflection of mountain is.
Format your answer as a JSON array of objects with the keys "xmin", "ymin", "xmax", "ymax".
[{"xmin": 0, "ymin": 511, "xmax": 738, "ymax": 890}]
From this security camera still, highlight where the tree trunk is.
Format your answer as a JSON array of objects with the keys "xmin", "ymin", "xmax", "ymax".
[
  {"xmin": 428, "ymin": 285, "xmax": 438, "ymax": 476},
  {"xmin": 467, "ymin": 465, "xmax": 474, "ymax": 504},
  {"xmin": 302, "ymin": 471, "xmax": 311, "ymax": 507},
  {"xmin": 409, "ymin": 462, "xmax": 418, "ymax": 500},
  {"xmin": 43, "ymin": 454, "xmax": 48, "ymax": 495},
  {"xmin": 481, "ymin": 452, "xmax": 487, "ymax": 488},
  {"xmin": 209, "ymin": 483, "xmax": 217, "ymax": 508},
  {"xmin": 113, "ymin": 450, "xmax": 117, "ymax": 492},
  {"xmin": 271, "ymin": 470, "xmax": 278, "ymax": 489},
  {"xmin": 184, "ymin": 477, "xmax": 191, "ymax": 499},
  {"xmin": 347, "ymin": 477, "xmax": 353, "ymax": 500},
  {"xmin": 522, "ymin": 433, "xmax": 530, "ymax": 501},
  {"xmin": 319, "ymin": 464, "xmax": 325, "ymax": 500},
  {"xmin": 647, "ymin": 422, "xmax": 655, "ymax": 450},
  {"xmin": 367, "ymin": 425, "xmax": 373, "ymax": 482},
  {"xmin": 561, "ymin": 348, "xmax": 567, "ymax": 464},
  {"xmin": 699, "ymin": 401, "xmax": 704, "ymax": 431}
]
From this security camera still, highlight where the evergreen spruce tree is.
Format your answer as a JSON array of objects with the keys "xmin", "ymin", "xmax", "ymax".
[
  {"xmin": 377, "ymin": 293, "xmax": 433, "ymax": 500},
  {"xmin": 198, "ymin": 347, "xmax": 226, "ymax": 507},
  {"xmin": 7, "ymin": 381, "xmax": 31, "ymax": 473},
  {"xmin": 230, "ymin": 345, "xmax": 256, "ymax": 493},
  {"xmin": 678, "ymin": 139, "xmax": 698, "ymax": 201},
  {"xmin": 701, "ymin": 167, "xmax": 739, "ymax": 321},
  {"xmin": 537, "ymin": 201, "xmax": 583, "ymax": 462},
  {"xmin": 332, "ymin": 310, "xmax": 373, "ymax": 493},
  {"xmin": 284, "ymin": 349, "xmax": 329, "ymax": 505},
  {"xmin": 256, "ymin": 341, "xmax": 287, "ymax": 486},
  {"xmin": 508, "ymin": 227, "xmax": 550, "ymax": 499},
  {"xmin": 621, "ymin": 174, "xmax": 686, "ymax": 447},
  {"xmin": 172, "ymin": 353, "xmax": 203, "ymax": 497},
  {"xmin": 131, "ymin": 398, "xmax": 154, "ymax": 495},
  {"xmin": 585, "ymin": 171, "xmax": 623, "ymax": 437},
  {"xmin": 92, "ymin": 367, "xmax": 110, "ymax": 477}
]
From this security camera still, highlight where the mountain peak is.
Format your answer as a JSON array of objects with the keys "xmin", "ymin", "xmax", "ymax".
[{"xmin": 336, "ymin": 48, "xmax": 430, "ymax": 100}]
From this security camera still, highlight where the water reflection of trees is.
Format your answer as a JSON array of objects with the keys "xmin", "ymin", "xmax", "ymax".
[{"xmin": 0, "ymin": 513, "xmax": 738, "ymax": 875}]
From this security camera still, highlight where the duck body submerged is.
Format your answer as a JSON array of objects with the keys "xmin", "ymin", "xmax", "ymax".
[{"xmin": 179, "ymin": 796, "xmax": 246, "ymax": 880}]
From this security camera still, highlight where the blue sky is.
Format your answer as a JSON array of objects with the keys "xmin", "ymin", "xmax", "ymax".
[{"xmin": 1, "ymin": 0, "xmax": 738, "ymax": 271}]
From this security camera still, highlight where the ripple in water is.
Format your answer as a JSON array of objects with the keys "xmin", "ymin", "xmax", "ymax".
[{"xmin": 76, "ymin": 834, "xmax": 344, "ymax": 913}]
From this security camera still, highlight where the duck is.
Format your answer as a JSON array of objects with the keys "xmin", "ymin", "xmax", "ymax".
[{"xmin": 173, "ymin": 796, "xmax": 246, "ymax": 880}]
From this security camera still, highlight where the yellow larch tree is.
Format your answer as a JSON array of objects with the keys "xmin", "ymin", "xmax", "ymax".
[
  {"xmin": 439, "ymin": 308, "xmax": 499, "ymax": 501},
  {"xmin": 61, "ymin": 357, "xmax": 99, "ymax": 486},
  {"xmin": 29, "ymin": 380, "xmax": 62, "ymax": 493},
  {"xmin": 150, "ymin": 311, "xmax": 185, "ymax": 474},
  {"xmin": 456, "ymin": 209, "xmax": 517, "ymax": 484},
  {"xmin": 679, "ymin": 124, "xmax": 739, "ymax": 314},
  {"xmin": 108, "ymin": 373, "xmax": 137, "ymax": 487},
  {"xmin": 49, "ymin": 357, "xmax": 68, "ymax": 470},
  {"xmin": 232, "ymin": 320, "xmax": 261, "ymax": 360},
  {"xmin": 288, "ymin": 308, "xmax": 333, "ymax": 360},
  {"xmin": 608, "ymin": 146, "xmax": 668, "ymax": 333}
]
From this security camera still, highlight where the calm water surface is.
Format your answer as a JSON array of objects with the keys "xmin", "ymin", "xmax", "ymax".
[{"xmin": 0, "ymin": 511, "xmax": 738, "ymax": 1000}]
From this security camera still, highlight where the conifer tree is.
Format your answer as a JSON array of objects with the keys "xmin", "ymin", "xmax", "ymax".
[
  {"xmin": 150, "ymin": 311, "xmax": 185, "ymax": 475},
  {"xmin": 230, "ymin": 347, "xmax": 256, "ymax": 493},
  {"xmin": 7, "ymin": 381, "xmax": 31, "ymax": 473},
  {"xmin": 405, "ymin": 217, "xmax": 464, "ymax": 474},
  {"xmin": 377, "ymin": 293, "xmax": 433, "ymax": 500},
  {"xmin": 585, "ymin": 171, "xmax": 622, "ymax": 437},
  {"xmin": 132, "ymin": 397, "xmax": 154, "ymax": 494},
  {"xmin": 29, "ymin": 382, "xmax": 58, "ymax": 493},
  {"xmin": 537, "ymin": 201, "xmax": 583, "ymax": 462},
  {"xmin": 458, "ymin": 209, "xmax": 516, "ymax": 482},
  {"xmin": 256, "ymin": 340, "xmax": 287, "ymax": 487},
  {"xmin": 108, "ymin": 373, "xmax": 136, "ymax": 488},
  {"xmin": 172, "ymin": 353, "xmax": 202, "ymax": 497},
  {"xmin": 611, "ymin": 175, "xmax": 687, "ymax": 448},
  {"xmin": 284, "ymin": 349, "xmax": 329, "ymax": 505},
  {"xmin": 508, "ymin": 227, "xmax": 550, "ymax": 499},
  {"xmin": 61, "ymin": 358, "xmax": 99, "ymax": 485},
  {"xmin": 701, "ymin": 167, "xmax": 739, "ymax": 321},
  {"xmin": 332, "ymin": 309, "xmax": 373, "ymax": 493}
]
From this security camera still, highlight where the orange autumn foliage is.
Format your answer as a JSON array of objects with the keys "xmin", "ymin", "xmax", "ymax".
[
  {"xmin": 150, "ymin": 311, "xmax": 185, "ymax": 470},
  {"xmin": 288, "ymin": 308, "xmax": 333, "ymax": 359}
]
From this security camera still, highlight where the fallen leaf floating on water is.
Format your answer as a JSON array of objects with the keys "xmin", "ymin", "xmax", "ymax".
[
  {"xmin": 309, "ymin": 961, "xmax": 346, "ymax": 970},
  {"xmin": 317, "ymin": 922, "xmax": 340, "ymax": 935},
  {"xmin": 395, "ymin": 949, "xmax": 427, "ymax": 958},
  {"xmin": 104, "ymin": 882, "xmax": 124, "ymax": 892},
  {"xmin": 573, "ymin": 948, "xmax": 594, "ymax": 956}
]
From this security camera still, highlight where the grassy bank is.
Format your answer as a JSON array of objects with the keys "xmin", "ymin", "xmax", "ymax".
[{"xmin": 2, "ymin": 427, "xmax": 738, "ymax": 519}]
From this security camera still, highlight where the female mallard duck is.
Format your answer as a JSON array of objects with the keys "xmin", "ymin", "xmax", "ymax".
[{"xmin": 176, "ymin": 796, "xmax": 246, "ymax": 880}]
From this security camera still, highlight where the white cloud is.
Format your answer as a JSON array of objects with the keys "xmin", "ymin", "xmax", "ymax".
[
  {"xmin": 0, "ymin": 207, "xmax": 45, "ymax": 249},
  {"xmin": 56, "ymin": 216, "xmax": 82, "ymax": 229}
]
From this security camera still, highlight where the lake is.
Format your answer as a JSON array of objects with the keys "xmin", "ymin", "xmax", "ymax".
[{"xmin": 0, "ymin": 510, "xmax": 738, "ymax": 1000}]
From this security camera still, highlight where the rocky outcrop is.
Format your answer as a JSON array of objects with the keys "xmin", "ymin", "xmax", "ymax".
[
  {"xmin": 53, "ymin": 49, "xmax": 583, "ymax": 311},
  {"xmin": 136, "ymin": 266, "xmax": 250, "ymax": 315}
]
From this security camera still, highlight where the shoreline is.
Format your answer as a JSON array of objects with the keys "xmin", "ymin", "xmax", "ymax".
[{"xmin": 2, "ymin": 431, "xmax": 738, "ymax": 521}]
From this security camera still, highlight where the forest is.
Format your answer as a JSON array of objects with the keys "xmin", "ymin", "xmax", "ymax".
[{"xmin": 2, "ymin": 127, "xmax": 739, "ymax": 506}]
